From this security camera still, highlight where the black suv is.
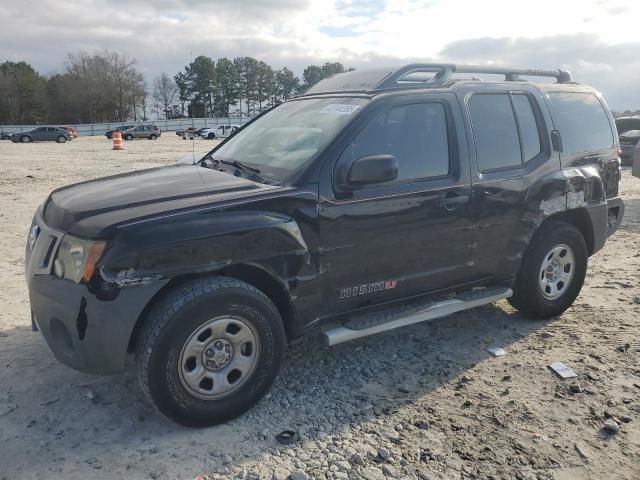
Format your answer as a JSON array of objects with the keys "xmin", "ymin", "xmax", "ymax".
[{"xmin": 26, "ymin": 64, "xmax": 624, "ymax": 427}]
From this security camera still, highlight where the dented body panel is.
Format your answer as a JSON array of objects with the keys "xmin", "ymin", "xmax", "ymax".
[{"xmin": 26, "ymin": 76, "xmax": 625, "ymax": 375}]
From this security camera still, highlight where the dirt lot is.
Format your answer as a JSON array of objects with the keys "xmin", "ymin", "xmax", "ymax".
[{"xmin": 0, "ymin": 135, "xmax": 639, "ymax": 480}]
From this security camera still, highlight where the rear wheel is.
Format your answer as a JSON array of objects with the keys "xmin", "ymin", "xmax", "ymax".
[
  {"xmin": 136, "ymin": 277, "xmax": 286, "ymax": 427},
  {"xmin": 57, "ymin": 135, "xmax": 67, "ymax": 143},
  {"xmin": 149, "ymin": 134, "xmax": 157, "ymax": 140},
  {"xmin": 207, "ymin": 132, "xmax": 215, "ymax": 140},
  {"xmin": 509, "ymin": 220, "xmax": 587, "ymax": 318}
]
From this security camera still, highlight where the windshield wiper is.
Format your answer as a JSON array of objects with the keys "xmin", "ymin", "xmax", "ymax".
[{"xmin": 214, "ymin": 158, "xmax": 261, "ymax": 174}]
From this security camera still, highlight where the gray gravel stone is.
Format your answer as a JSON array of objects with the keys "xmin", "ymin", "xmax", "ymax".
[
  {"xmin": 361, "ymin": 466, "xmax": 386, "ymax": 480},
  {"xmin": 603, "ymin": 419, "xmax": 620, "ymax": 434},
  {"xmin": 289, "ymin": 470, "xmax": 310, "ymax": 480},
  {"xmin": 271, "ymin": 467, "xmax": 290, "ymax": 480},
  {"xmin": 378, "ymin": 447, "xmax": 390, "ymax": 461}
]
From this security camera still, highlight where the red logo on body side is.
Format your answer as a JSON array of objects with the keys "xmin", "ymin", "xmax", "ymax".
[{"xmin": 384, "ymin": 280, "xmax": 397, "ymax": 290}]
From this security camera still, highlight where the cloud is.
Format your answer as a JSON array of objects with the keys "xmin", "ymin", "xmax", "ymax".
[
  {"xmin": 439, "ymin": 34, "xmax": 640, "ymax": 109},
  {"xmin": 0, "ymin": 0, "xmax": 638, "ymax": 110}
]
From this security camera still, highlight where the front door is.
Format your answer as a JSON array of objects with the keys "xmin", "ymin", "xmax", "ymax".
[{"xmin": 318, "ymin": 94, "xmax": 475, "ymax": 315}]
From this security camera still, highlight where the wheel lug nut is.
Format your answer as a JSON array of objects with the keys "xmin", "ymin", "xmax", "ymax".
[
  {"xmin": 205, "ymin": 349, "xmax": 214, "ymax": 357},
  {"xmin": 214, "ymin": 341, "xmax": 223, "ymax": 350},
  {"xmin": 205, "ymin": 360, "xmax": 215, "ymax": 368}
]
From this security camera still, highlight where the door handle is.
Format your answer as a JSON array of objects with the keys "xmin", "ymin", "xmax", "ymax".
[{"xmin": 438, "ymin": 194, "xmax": 469, "ymax": 209}]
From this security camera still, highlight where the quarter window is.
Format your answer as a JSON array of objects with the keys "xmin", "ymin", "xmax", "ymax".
[
  {"xmin": 468, "ymin": 93, "xmax": 543, "ymax": 172},
  {"xmin": 512, "ymin": 94, "xmax": 542, "ymax": 161},
  {"xmin": 341, "ymin": 102, "xmax": 450, "ymax": 183},
  {"xmin": 548, "ymin": 92, "xmax": 613, "ymax": 154}
]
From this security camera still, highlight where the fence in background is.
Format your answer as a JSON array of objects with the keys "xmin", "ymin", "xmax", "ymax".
[{"xmin": 0, "ymin": 117, "xmax": 252, "ymax": 137}]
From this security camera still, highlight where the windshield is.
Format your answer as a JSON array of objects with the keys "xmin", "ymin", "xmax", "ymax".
[{"xmin": 211, "ymin": 97, "xmax": 368, "ymax": 180}]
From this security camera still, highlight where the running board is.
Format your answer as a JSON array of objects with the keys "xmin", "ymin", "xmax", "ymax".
[{"xmin": 322, "ymin": 287, "xmax": 512, "ymax": 346}]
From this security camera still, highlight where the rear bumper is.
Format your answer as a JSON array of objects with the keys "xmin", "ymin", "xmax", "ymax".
[
  {"xmin": 606, "ymin": 196, "xmax": 625, "ymax": 236},
  {"xmin": 583, "ymin": 197, "xmax": 624, "ymax": 256}
]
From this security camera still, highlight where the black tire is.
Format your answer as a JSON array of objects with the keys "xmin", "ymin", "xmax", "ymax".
[
  {"xmin": 57, "ymin": 135, "xmax": 67, "ymax": 143},
  {"xmin": 21, "ymin": 136, "xmax": 31, "ymax": 143},
  {"xmin": 207, "ymin": 133, "xmax": 215, "ymax": 140},
  {"xmin": 508, "ymin": 220, "xmax": 587, "ymax": 318},
  {"xmin": 125, "ymin": 134, "xmax": 133, "ymax": 141},
  {"xmin": 135, "ymin": 276, "xmax": 286, "ymax": 427},
  {"xmin": 149, "ymin": 134, "xmax": 157, "ymax": 140}
]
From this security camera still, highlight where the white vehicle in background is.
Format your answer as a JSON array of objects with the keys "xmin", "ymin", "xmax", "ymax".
[{"xmin": 201, "ymin": 124, "xmax": 240, "ymax": 140}]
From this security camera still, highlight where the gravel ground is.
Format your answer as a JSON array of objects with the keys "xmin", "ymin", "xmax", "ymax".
[{"xmin": 0, "ymin": 135, "xmax": 639, "ymax": 480}]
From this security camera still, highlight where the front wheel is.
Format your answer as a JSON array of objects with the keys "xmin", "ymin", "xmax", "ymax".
[
  {"xmin": 509, "ymin": 220, "xmax": 587, "ymax": 318},
  {"xmin": 207, "ymin": 133, "xmax": 215, "ymax": 140},
  {"xmin": 136, "ymin": 277, "xmax": 286, "ymax": 427},
  {"xmin": 125, "ymin": 134, "xmax": 133, "ymax": 140},
  {"xmin": 149, "ymin": 134, "xmax": 157, "ymax": 140},
  {"xmin": 57, "ymin": 135, "xmax": 67, "ymax": 143},
  {"xmin": 21, "ymin": 136, "xmax": 31, "ymax": 143}
]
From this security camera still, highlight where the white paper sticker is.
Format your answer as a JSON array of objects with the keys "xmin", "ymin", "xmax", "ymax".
[{"xmin": 320, "ymin": 104, "xmax": 361, "ymax": 115}]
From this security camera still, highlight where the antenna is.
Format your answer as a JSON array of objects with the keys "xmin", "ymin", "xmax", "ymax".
[{"xmin": 190, "ymin": 50, "xmax": 195, "ymax": 161}]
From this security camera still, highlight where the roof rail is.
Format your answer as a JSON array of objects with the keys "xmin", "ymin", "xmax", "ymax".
[{"xmin": 375, "ymin": 63, "xmax": 574, "ymax": 89}]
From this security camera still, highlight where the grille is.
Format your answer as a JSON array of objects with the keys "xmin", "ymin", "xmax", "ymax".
[{"xmin": 26, "ymin": 215, "xmax": 62, "ymax": 276}]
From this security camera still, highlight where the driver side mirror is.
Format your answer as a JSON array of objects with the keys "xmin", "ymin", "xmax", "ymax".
[{"xmin": 347, "ymin": 154, "xmax": 398, "ymax": 186}]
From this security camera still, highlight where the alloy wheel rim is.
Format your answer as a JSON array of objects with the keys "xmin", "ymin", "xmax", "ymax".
[
  {"xmin": 538, "ymin": 243, "xmax": 575, "ymax": 300},
  {"xmin": 178, "ymin": 316, "xmax": 260, "ymax": 400}
]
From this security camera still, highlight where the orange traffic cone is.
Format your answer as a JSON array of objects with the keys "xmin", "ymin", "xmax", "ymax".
[{"xmin": 112, "ymin": 131, "xmax": 124, "ymax": 150}]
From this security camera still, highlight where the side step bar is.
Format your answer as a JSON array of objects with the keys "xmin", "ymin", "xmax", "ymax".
[{"xmin": 323, "ymin": 287, "xmax": 512, "ymax": 346}]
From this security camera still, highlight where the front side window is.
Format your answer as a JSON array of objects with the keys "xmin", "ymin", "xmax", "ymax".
[
  {"xmin": 213, "ymin": 97, "xmax": 369, "ymax": 181},
  {"xmin": 468, "ymin": 93, "xmax": 543, "ymax": 172},
  {"xmin": 548, "ymin": 92, "xmax": 614, "ymax": 154},
  {"xmin": 340, "ymin": 102, "xmax": 450, "ymax": 183}
]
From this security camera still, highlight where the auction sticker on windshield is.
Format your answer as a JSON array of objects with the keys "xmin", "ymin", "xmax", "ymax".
[{"xmin": 320, "ymin": 104, "xmax": 361, "ymax": 115}]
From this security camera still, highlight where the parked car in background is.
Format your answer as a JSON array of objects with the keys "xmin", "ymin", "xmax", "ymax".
[
  {"xmin": 62, "ymin": 126, "xmax": 78, "ymax": 138},
  {"xmin": 615, "ymin": 116, "xmax": 640, "ymax": 135},
  {"xmin": 1, "ymin": 131, "xmax": 11, "ymax": 140},
  {"xmin": 121, "ymin": 124, "xmax": 161, "ymax": 140},
  {"xmin": 11, "ymin": 127, "xmax": 71, "ymax": 143},
  {"xmin": 105, "ymin": 125, "xmax": 135, "ymax": 139},
  {"xmin": 201, "ymin": 124, "xmax": 240, "ymax": 139},
  {"xmin": 615, "ymin": 117, "xmax": 640, "ymax": 165},
  {"xmin": 619, "ymin": 129, "xmax": 640, "ymax": 165},
  {"xmin": 176, "ymin": 127, "xmax": 197, "ymax": 137}
]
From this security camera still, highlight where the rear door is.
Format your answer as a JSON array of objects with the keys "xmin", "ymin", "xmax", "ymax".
[
  {"xmin": 32, "ymin": 127, "xmax": 47, "ymax": 141},
  {"xmin": 319, "ymin": 93, "xmax": 475, "ymax": 314},
  {"xmin": 458, "ymin": 86, "xmax": 559, "ymax": 281}
]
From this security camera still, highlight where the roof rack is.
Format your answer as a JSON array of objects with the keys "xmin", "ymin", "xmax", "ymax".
[
  {"xmin": 301, "ymin": 63, "xmax": 574, "ymax": 96},
  {"xmin": 376, "ymin": 64, "xmax": 574, "ymax": 89}
]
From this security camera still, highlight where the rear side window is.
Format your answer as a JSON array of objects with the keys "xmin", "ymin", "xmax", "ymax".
[
  {"xmin": 342, "ymin": 102, "xmax": 450, "ymax": 183},
  {"xmin": 468, "ymin": 93, "xmax": 543, "ymax": 172},
  {"xmin": 512, "ymin": 95, "xmax": 542, "ymax": 161},
  {"xmin": 548, "ymin": 92, "xmax": 613, "ymax": 154}
]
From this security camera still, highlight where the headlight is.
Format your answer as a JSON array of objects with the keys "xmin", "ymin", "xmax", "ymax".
[{"xmin": 53, "ymin": 235, "xmax": 105, "ymax": 283}]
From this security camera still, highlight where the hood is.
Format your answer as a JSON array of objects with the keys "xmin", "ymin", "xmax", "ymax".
[{"xmin": 43, "ymin": 164, "xmax": 273, "ymax": 237}]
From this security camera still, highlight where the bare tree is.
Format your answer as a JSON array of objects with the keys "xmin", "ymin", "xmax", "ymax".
[
  {"xmin": 153, "ymin": 73, "xmax": 178, "ymax": 119},
  {"xmin": 63, "ymin": 50, "xmax": 145, "ymax": 122}
]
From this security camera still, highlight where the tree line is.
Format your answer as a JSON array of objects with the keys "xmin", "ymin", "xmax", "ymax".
[{"xmin": 0, "ymin": 51, "xmax": 352, "ymax": 125}]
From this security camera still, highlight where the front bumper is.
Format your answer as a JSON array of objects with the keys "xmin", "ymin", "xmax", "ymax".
[{"xmin": 25, "ymin": 212, "xmax": 166, "ymax": 374}]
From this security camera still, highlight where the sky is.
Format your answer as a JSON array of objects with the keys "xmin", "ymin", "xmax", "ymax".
[{"xmin": 1, "ymin": 0, "xmax": 639, "ymax": 110}]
